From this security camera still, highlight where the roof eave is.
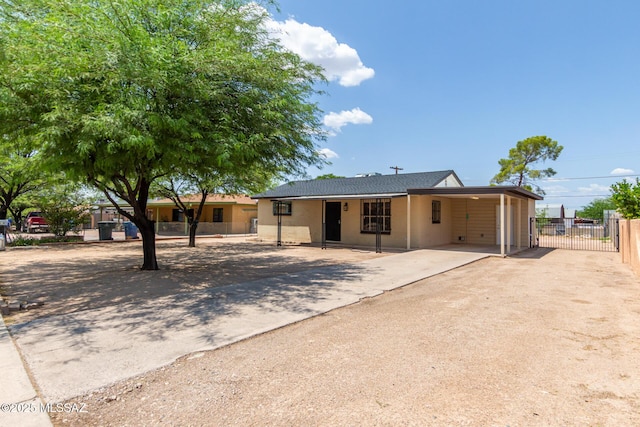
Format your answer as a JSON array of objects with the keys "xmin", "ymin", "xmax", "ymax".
[
  {"xmin": 407, "ymin": 186, "xmax": 543, "ymax": 200},
  {"xmin": 264, "ymin": 193, "xmax": 407, "ymax": 201}
]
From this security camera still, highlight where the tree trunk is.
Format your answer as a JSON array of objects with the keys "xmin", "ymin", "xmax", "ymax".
[
  {"xmin": 100, "ymin": 176, "xmax": 159, "ymax": 269},
  {"xmin": 0, "ymin": 206, "xmax": 7, "ymax": 220},
  {"xmin": 8, "ymin": 205, "xmax": 25, "ymax": 230},
  {"xmin": 188, "ymin": 220, "xmax": 198, "ymax": 247},
  {"xmin": 186, "ymin": 192, "xmax": 207, "ymax": 248},
  {"xmin": 135, "ymin": 216, "xmax": 158, "ymax": 270}
]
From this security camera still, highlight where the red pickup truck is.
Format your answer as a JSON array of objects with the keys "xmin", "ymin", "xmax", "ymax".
[{"xmin": 22, "ymin": 211, "xmax": 49, "ymax": 233}]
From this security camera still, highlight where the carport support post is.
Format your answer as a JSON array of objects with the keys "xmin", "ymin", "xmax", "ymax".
[
  {"xmin": 406, "ymin": 195, "xmax": 411, "ymax": 250},
  {"xmin": 507, "ymin": 195, "xmax": 512, "ymax": 254},
  {"xmin": 500, "ymin": 194, "xmax": 505, "ymax": 257},
  {"xmin": 517, "ymin": 198, "xmax": 522, "ymax": 249},
  {"xmin": 375, "ymin": 198, "xmax": 382, "ymax": 253}
]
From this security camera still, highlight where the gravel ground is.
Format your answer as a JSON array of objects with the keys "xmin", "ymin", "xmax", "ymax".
[
  {"xmin": 41, "ymin": 247, "xmax": 640, "ymax": 427},
  {"xmin": 1, "ymin": 237, "xmax": 388, "ymax": 325}
]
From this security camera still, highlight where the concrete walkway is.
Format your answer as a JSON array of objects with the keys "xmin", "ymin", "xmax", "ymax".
[
  {"xmin": 4, "ymin": 248, "xmax": 490, "ymax": 416},
  {"xmin": 0, "ymin": 316, "xmax": 52, "ymax": 426}
]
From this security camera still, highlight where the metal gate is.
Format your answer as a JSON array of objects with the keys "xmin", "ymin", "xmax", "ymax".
[{"xmin": 530, "ymin": 217, "xmax": 619, "ymax": 252}]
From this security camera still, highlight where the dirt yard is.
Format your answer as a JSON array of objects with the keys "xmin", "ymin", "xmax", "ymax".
[
  {"xmin": 3, "ymin": 240, "xmax": 640, "ymax": 426},
  {"xmin": 1, "ymin": 237, "xmax": 388, "ymax": 325}
]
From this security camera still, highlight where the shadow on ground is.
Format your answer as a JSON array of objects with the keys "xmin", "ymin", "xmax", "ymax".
[
  {"xmin": 4, "ymin": 241, "xmax": 383, "ymax": 403},
  {"xmin": 2, "ymin": 240, "xmax": 383, "ymax": 326}
]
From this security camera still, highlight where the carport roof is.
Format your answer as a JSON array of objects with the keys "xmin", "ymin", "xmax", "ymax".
[{"xmin": 408, "ymin": 186, "xmax": 543, "ymax": 200}]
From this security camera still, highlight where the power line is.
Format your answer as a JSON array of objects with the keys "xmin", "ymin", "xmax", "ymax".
[{"xmin": 543, "ymin": 174, "xmax": 640, "ymax": 181}]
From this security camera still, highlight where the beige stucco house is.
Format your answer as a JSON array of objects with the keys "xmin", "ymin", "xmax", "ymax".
[
  {"xmin": 253, "ymin": 170, "xmax": 542, "ymax": 255},
  {"xmin": 147, "ymin": 194, "xmax": 257, "ymax": 235},
  {"xmin": 93, "ymin": 194, "xmax": 257, "ymax": 236}
]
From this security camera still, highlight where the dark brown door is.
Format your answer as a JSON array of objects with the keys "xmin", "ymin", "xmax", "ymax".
[{"xmin": 325, "ymin": 202, "xmax": 341, "ymax": 241}]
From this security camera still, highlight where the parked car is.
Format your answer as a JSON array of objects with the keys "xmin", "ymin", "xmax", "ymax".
[{"xmin": 22, "ymin": 211, "xmax": 49, "ymax": 233}]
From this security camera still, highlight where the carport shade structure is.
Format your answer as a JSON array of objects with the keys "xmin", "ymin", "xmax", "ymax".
[{"xmin": 407, "ymin": 186, "xmax": 543, "ymax": 256}]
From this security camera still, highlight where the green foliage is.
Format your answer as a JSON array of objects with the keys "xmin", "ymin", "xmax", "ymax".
[
  {"xmin": 577, "ymin": 197, "xmax": 616, "ymax": 222},
  {"xmin": 611, "ymin": 178, "xmax": 640, "ymax": 219},
  {"xmin": 534, "ymin": 207, "xmax": 551, "ymax": 231},
  {"xmin": 39, "ymin": 203, "xmax": 88, "ymax": 237},
  {"xmin": 38, "ymin": 184, "xmax": 93, "ymax": 236},
  {"xmin": 1, "ymin": 0, "xmax": 327, "ymax": 269},
  {"xmin": 315, "ymin": 174, "xmax": 345, "ymax": 180},
  {"xmin": 8, "ymin": 236, "xmax": 40, "ymax": 246},
  {"xmin": 0, "ymin": 135, "xmax": 48, "ymax": 220},
  {"xmin": 8, "ymin": 235, "xmax": 83, "ymax": 246},
  {"xmin": 491, "ymin": 136, "xmax": 563, "ymax": 195}
]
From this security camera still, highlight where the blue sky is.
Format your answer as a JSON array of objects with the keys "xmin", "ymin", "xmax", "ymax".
[{"xmin": 267, "ymin": 1, "xmax": 640, "ymax": 211}]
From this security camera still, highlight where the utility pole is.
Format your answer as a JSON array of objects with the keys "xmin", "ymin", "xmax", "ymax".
[{"xmin": 390, "ymin": 166, "xmax": 403, "ymax": 175}]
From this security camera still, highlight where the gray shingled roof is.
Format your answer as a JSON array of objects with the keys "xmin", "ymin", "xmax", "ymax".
[{"xmin": 253, "ymin": 170, "xmax": 459, "ymax": 199}]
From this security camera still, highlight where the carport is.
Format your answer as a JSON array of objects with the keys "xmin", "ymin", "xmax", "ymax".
[{"xmin": 407, "ymin": 186, "xmax": 543, "ymax": 256}]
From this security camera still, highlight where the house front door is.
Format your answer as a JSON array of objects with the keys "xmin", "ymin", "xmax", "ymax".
[{"xmin": 325, "ymin": 202, "xmax": 341, "ymax": 241}]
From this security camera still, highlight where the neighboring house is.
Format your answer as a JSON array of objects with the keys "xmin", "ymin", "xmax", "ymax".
[
  {"xmin": 148, "ymin": 194, "xmax": 258, "ymax": 235},
  {"xmin": 536, "ymin": 203, "xmax": 577, "ymax": 235},
  {"xmin": 253, "ymin": 170, "xmax": 543, "ymax": 255},
  {"xmin": 93, "ymin": 195, "xmax": 258, "ymax": 236},
  {"xmin": 536, "ymin": 203, "xmax": 565, "ymax": 219}
]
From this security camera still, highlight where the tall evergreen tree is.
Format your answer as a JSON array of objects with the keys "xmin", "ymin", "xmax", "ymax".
[{"xmin": 491, "ymin": 136, "xmax": 563, "ymax": 195}]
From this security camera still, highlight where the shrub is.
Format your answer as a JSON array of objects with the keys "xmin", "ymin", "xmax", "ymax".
[{"xmin": 8, "ymin": 235, "xmax": 83, "ymax": 246}]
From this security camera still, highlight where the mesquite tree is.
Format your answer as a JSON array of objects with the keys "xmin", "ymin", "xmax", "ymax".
[{"xmin": 0, "ymin": 0, "xmax": 326, "ymax": 269}]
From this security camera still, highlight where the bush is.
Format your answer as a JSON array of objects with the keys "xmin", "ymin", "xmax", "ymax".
[
  {"xmin": 8, "ymin": 235, "xmax": 83, "ymax": 246},
  {"xmin": 611, "ymin": 178, "xmax": 640, "ymax": 219}
]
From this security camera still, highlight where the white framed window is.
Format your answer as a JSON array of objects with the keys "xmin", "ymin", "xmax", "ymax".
[
  {"xmin": 361, "ymin": 199, "xmax": 391, "ymax": 233},
  {"xmin": 272, "ymin": 201, "xmax": 292, "ymax": 216}
]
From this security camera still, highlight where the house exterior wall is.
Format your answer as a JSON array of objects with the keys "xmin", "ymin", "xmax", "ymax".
[
  {"xmin": 257, "ymin": 194, "xmax": 537, "ymax": 249},
  {"xmin": 409, "ymin": 195, "xmax": 453, "ymax": 248},
  {"xmin": 450, "ymin": 197, "xmax": 535, "ymax": 247},
  {"xmin": 257, "ymin": 197, "xmax": 410, "ymax": 248},
  {"xmin": 228, "ymin": 205, "xmax": 258, "ymax": 233},
  {"xmin": 256, "ymin": 199, "xmax": 318, "ymax": 243},
  {"xmin": 451, "ymin": 199, "xmax": 495, "ymax": 245},
  {"xmin": 152, "ymin": 204, "xmax": 255, "ymax": 222},
  {"xmin": 435, "ymin": 174, "xmax": 463, "ymax": 188},
  {"xmin": 152, "ymin": 203, "xmax": 257, "ymax": 235}
]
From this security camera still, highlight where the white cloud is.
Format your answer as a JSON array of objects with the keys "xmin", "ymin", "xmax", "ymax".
[
  {"xmin": 577, "ymin": 183, "xmax": 610, "ymax": 193},
  {"xmin": 267, "ymin": 18, "xmax": 375, "ymax": 87},
  {"xmin": 318, "ymin": 148, "xmax": 338, "ymax": 159},
  {"xmin": 323, "ymin": 108, "xmax": 373, "ymax": 133},
  {"xmin": 540, "ymin": 185, "xmax": 570, "ymax": 195},
  {"xmin": 611, "ymin": 168, "xmax": 635, "ymax": 175},
  {"xmin": 543, "ymin": 177, "xmax": 571, "ymax": 182}
]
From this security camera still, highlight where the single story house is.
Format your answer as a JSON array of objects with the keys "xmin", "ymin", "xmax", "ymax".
[
  {"xmin": 252, "ymin": 170, "xmax": 543, "ymax": 255},
  {"xmin": 93, "ymin": 194, "xmax": 258, "ymax": 235},
  {"xmin": 536, "ymin": 203, "xmax": 576, "ymax": 219}
]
